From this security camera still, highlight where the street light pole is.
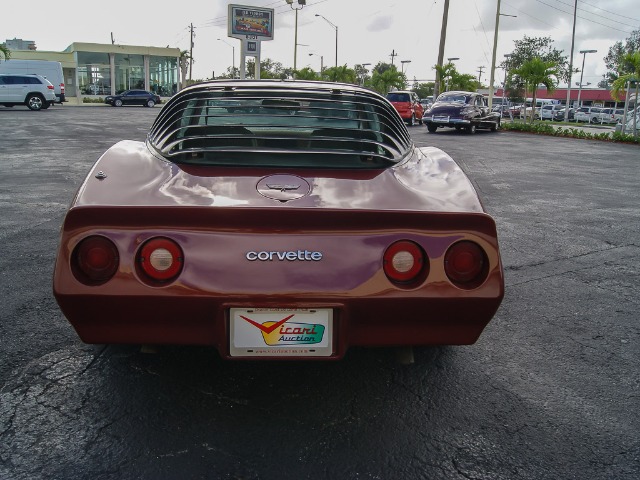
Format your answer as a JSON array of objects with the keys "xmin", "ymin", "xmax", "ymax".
[
  {"xmin": 217, "ymin": 38, "xmax": 235, "ymax": 78},
  {"xmin": 576, "ymin": 49, "xmax": 597, "ymax": 108},
  {"xmin": 315, "ymin": 14, "xmax": 338, "ymax": 68},
  {"xmin": 401, "ymin": 60, "xmax": 411, "ymax": 75}
]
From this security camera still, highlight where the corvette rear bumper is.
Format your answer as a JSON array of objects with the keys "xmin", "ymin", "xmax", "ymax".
[{"xmin": 54, "ymin": 293, "xmax": 502, "ymax": 360}]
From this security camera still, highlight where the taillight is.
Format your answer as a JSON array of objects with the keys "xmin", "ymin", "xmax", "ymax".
[
  {"xmin": 47, "ymin": 85, "xmax": 54, "ymax": 90},
  {"xmin": 444, "ymin": 241, "xmax": 488, "ymax": 289},
  {"xmin": 60, "ymin": 83, "xmax": 65, "ymax": 93},
  {"xmin": 137, "ymin": 237, "xmax": 183, "ymax": 282},
  {"xmin": 71, "ymin": 235, "xmax": 119, "ymax": 285},
  {"xmin": 383, "ymin": 240, "xmax": 428, "ymax": 284}
]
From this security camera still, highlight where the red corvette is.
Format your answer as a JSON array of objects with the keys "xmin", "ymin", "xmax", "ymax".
[{"xmin": 53, "ymin": 80, "xmax": 504, "ymax": 360}]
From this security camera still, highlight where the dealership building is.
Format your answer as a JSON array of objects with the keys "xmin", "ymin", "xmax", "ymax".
[{"xmin": 4, "ymin": 39, "xmax": 181, "ymax": 103}]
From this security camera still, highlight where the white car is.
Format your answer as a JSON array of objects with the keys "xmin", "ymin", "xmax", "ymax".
[
  {"xmin": 0, "ymin": 73, "xmax": 57, "ymax": 110},
  {"xmin": 540, "ymin": 104, "xmax": 564, "ymax": 120},
  {"xmin": 574, "ymin": 106, "xmax": 604, "ymax": 124},
  {"xmin": 615, "ymin": 108, "xmax": 639, "ymax": 134}
]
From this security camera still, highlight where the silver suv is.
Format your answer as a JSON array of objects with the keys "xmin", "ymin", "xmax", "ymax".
[{"xmin": 0, "ymin": 73, "xmax": 57, "ymax": 111}]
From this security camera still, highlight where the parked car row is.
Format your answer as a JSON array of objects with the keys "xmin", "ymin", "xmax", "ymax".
[{"xmin": 574, "ymin": 106, "xmax": 625, "ymax": 124}]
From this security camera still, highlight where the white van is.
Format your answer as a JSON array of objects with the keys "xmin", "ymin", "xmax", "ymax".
[{"xmin": 0, "ymin": 60, "xmax": 65, "ymax": 103}]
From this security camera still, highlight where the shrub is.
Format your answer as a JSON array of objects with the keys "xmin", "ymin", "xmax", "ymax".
[
  {"xmin": 82, "ymin": 97, "xmax": 105, "ymax": 104},
  {"xmin": 502, "ymin": 121, "xmax": 639, "ymax": 145}
]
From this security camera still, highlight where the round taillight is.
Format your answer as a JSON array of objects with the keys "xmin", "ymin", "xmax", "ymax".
[
  {"xmin": 444, "ymin": 241, "xmax": 488, "ymax": 288},
  {"xmin": 138, "ymin": 237, "xmax": 183, "ymax": 282},
  {"xmin": 72, "ymin": 235, "xmax": 119, "ymax": 285},
  {"xmin": 383, "ymin": 240, "xmax": 427, "ymax": 283}
]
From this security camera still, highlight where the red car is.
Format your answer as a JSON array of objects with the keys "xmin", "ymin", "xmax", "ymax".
[
  {"xmin": 386, "ymin": 90, "xmax": 425, "ymax": 126},
  {"xmin": 53, "ymin": 80, "xmax": 504, "ymax": 360}
]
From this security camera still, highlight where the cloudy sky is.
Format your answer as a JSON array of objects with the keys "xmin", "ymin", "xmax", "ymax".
[{"xmin": 3, "ymin": 0, "xmax": 638, "ymax": 87}]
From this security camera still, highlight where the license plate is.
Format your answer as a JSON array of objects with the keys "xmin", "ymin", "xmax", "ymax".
[
  {"xmin": 229, "ymin": 308, "xmax": 333, "ymax": 357},
  {"xmin": 434, "ymin": 115, "xmax": 449, "ymax": 122}
]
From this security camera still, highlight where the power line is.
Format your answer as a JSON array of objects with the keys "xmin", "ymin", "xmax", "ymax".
[{"xmin": 532, "ymin": 0, "xmax": 635, "ymax": 34}]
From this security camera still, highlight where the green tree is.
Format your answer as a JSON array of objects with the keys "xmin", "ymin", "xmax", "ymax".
[
  {"xmin": 321, "ymin": 65, "xmax": 356, "ymax": 84},
  {"xmin": 611, "ymin": 52, "xmax": 640, "ymax": 101},
  {"xmin": 433, "ymin": 62, "xmax": 457, "ymax": 94},
  {"xmin": 178, "ymin": 50, "xmax": 191, "ymax": 88},
  {"xmin": 294, "ymin": 67, "xmax": 320, "ymax": 81},
  {"xmin": 0, "ymin": 43, "xmax": 10, "ymax": 62},
  {"xmin": 216, "ymin": 66, "xmax": 239, "ymax": 79},
  {"xmin": 503, "ymin": 36, "xmax": 570, "ymax": 103},
  {"xmin": 512, "ymin": 57, "xmax": 559, "ymax": 123},
  {"xmin": 354, "ymin": 64, "xmax": 371, "ymax": 86},
  {"xmin": 433, "ymin": 62, "xmax": 479, "ymax": 94},
  {"xmin": 372, "ymin": 62, "xmax": 394, "ymax": 75},
  {"xmin": 245, "ymin": 58, "xmax": 292, "ymax": 79},
  {"xmin": 369, "ymin": 66, "xmax": 406, "ymax": 94},
  {"xmin": 412, "ymin": 82, "xmax": 435, "ymax": 99},
  {"xmin": 603, "ymin": 29, "xmax": 640, "ymax": 88}
]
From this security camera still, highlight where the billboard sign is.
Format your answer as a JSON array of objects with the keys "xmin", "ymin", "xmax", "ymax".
[{"xmin": 228, "ymin": 4, "xmax": 274, "ymax": 41}]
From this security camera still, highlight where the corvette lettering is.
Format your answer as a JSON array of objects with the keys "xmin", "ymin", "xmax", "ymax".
[{"xmin": 246, "ymin": 250, "xmax": 323, "ymax": 261}]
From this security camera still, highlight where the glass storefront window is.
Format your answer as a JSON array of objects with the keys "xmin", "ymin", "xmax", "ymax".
[
  {"xmin": 150, "ymin": 56, "xmax": 178, "ymax": 96},
  {"xmin": 75, "ymin": 50, "xmax": 178, "ymax": 97},
  {"xmin": 115, "ymin": 54, "xmax": 144, "ymax": 93},
  {"xmin": 77, "ymin": 52, "xmax": 111, "ymax": 95}
]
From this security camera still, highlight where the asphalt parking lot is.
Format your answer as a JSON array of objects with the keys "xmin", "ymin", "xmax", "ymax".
[{"xmin": 0, "ymin": 105, "xmax": 638, "ymax": 480}]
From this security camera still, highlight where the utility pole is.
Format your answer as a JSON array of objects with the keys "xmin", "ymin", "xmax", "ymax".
[
  {"xmin": 389, "ymin": 50, "xmax": 398, "ymax": 65},
  {"xmin": 432, "ymin": 0, "xmax": 451, "ymax": 102},
  {"xmin": 564, "ymin": 0, "xmax": 578, "ymax": 121},
  {"xmin": 189, "ymin": 23, "xmax": 195, "ymax": 81},
  {"xmin": 477, "ymin": 66, "xmax": 485, "ymax": 83}
]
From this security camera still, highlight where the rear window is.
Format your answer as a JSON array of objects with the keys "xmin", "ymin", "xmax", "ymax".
[
  {"xmin": 149, "ymin": 81, "xmax": 412, "ymax": 169},
  {"xmin": 386, "ymin": 93, "xmax": 410, "ymax": 102},
  {"xmin": 436, "ymin": 93, "xmax": 469, "ymax": 103}
]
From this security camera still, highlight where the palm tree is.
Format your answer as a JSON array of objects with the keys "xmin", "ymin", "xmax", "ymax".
[
  {"xmin": 294, "ymin": 67, "xmax": 320, "ymax": 81},
  {"xmin": 369, "ymin": 67, "xmax": 406, "ymax": 94},
  {"xmin": 433, "ymin": 62, "xmax": 458, "ymax": 94},
  {"xmin": 0, "ymin": 44, "xmax": 10, "ymax": 62},
  {"xmin": 512, "ymin": 57, "xmax": 559, "ymax": 123},
  {"xmin": 178, "ymin": 50, "xmax": 191, "ymax": 89},
  {"xmin": 611, "ymin": 52, "xmax": 640, "ymax": 136},
  {"xmin": 321, "ymin": 65, "xmax": 356, "ymax": 84},
  {"xmin": 611, "ymin": 52, "xmax": 640, "ymax": 101}
]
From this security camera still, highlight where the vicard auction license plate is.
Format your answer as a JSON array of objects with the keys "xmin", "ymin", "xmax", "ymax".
[{"xmin": 229, "ymin": 308, "xmax": 333, "ymax": 357}]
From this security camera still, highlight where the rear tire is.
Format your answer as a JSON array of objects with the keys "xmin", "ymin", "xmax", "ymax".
[
  {"xmin": 427, "ymin": 125, "xmax": 437, "ymax": 133},
  {"xmin": 466, "ymin": 124, "xmax": 476, "ymax": 134},
  {"xmin": 490, "ymin": 120, "xmax": 499, "ymax": 131},
  {"xmin": 146, "ymin": 99, "xmax": 155, "ymax": 108},
  {"xmin": 26, "ymin": 94, "xmax": 44, "ymax": 111}
]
